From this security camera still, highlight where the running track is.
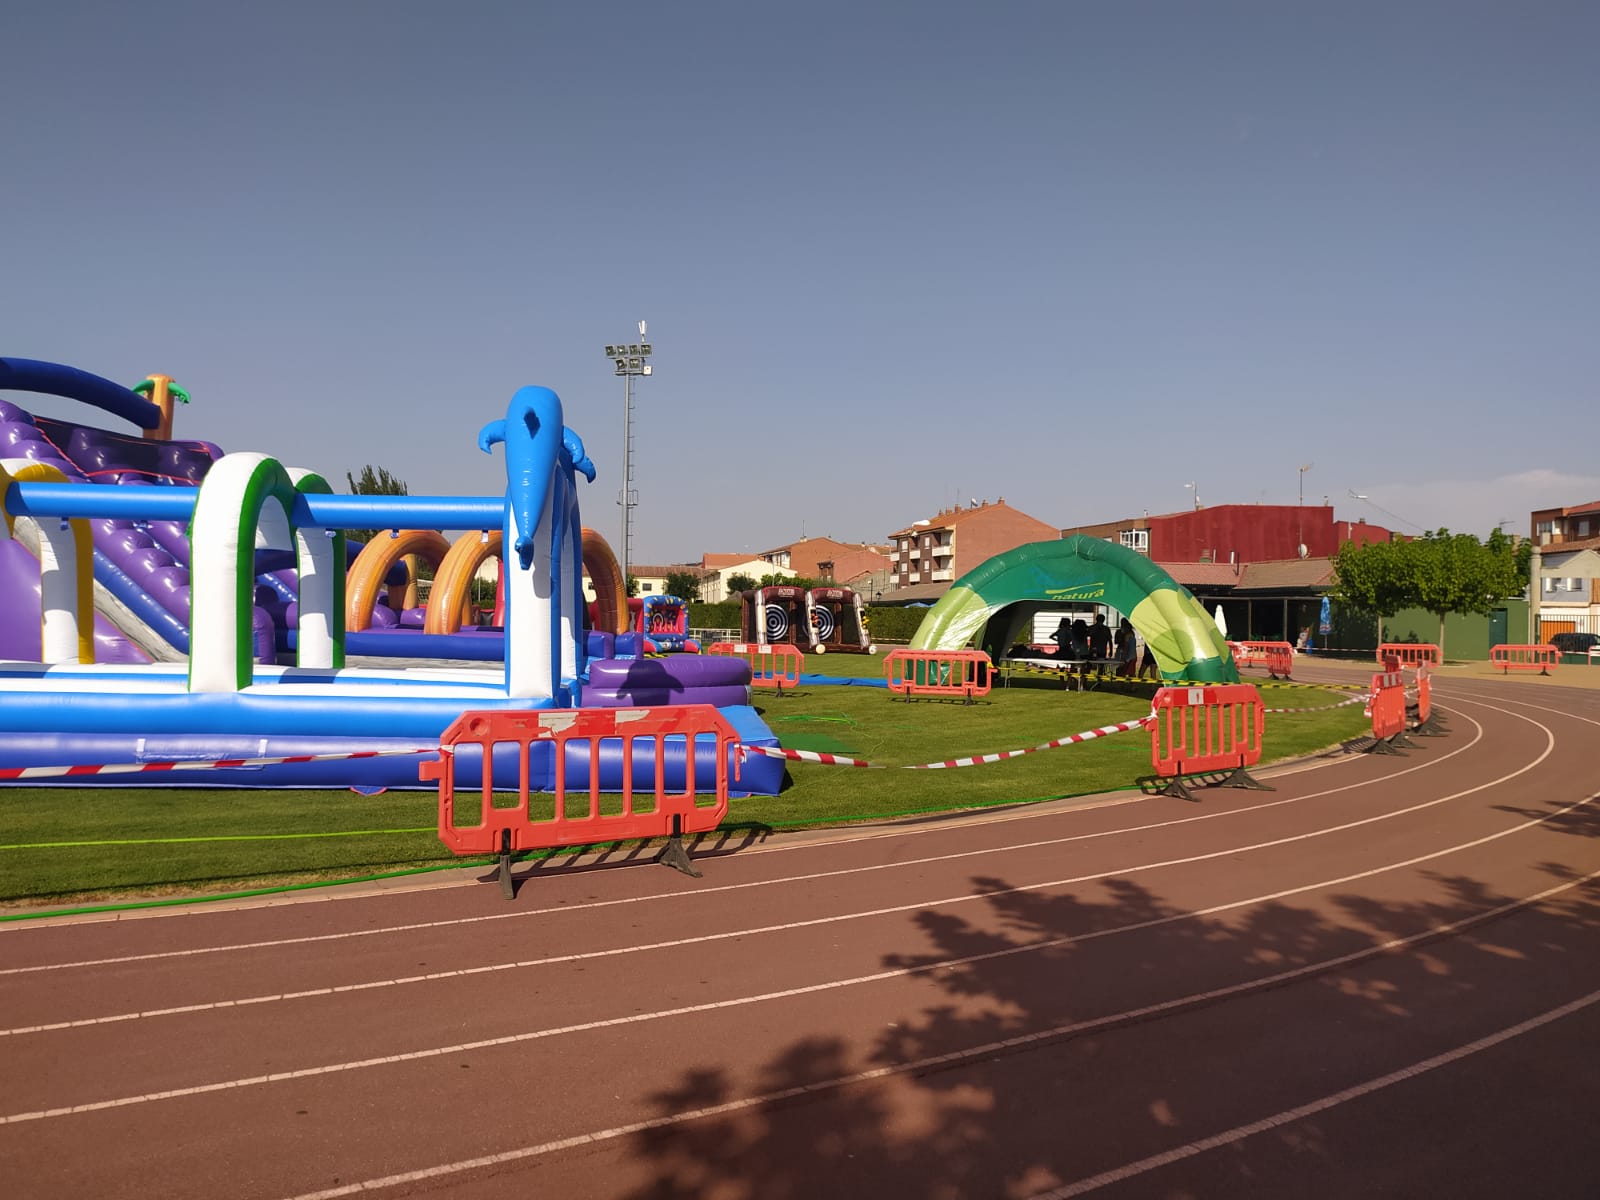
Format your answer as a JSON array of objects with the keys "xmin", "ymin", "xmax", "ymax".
[{"xmin": 2, "ymin": 666, "xmax": 1597, "ymax": 1199}]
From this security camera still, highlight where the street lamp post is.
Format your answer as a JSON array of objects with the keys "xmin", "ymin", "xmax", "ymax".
[
  {"xmin": 1298, "ymin": 462, "xmax": 1313, "ymax": 556},
  {"xmin": 603, "ymin": 322, "xmax": 652, "ymax": 587}
]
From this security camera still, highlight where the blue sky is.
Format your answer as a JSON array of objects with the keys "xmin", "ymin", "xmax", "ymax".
[{"xmin": 5, "ymin": 1, "xmax": 1596, "ymax": 565}]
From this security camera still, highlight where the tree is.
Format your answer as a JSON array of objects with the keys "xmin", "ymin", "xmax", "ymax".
[
  {"xmin": 345, "ymin": 465, "xmax": 409, "ymax": 544},
  {"xmin": 1332, "ymin": 529, "xmax": 1525, "ymax": 657},
  {"xmin": 1408, "ymin": 528, "xmax": 1525, "ymax": 655},
  {"xmin": 726, "ymin": 573, "xmax": 757, "ymax": 596},
  {"xmin": 664, "ymin": 570, "xmax": 702, "ymax": 602},
  {"xmin": 760, "ymin": 573, "xmax": 814, "ymax": 589},
  {"xmin": 1330, "ymin": 538, "xmax": 1409, "ymax": 644}
]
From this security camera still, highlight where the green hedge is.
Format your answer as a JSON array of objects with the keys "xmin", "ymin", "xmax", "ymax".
[
  {"xmin": 688, "ymin": 601, "xmax": 742, "ymax": 629},
  {"xmin": 863, "ymin": 605, "xmax": 925, "ymax": 644}
]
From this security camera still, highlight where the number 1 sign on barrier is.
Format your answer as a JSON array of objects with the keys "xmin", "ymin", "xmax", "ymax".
[
  {"xmin": 1149, "ymin": 684, "xmax": 1273, "ymax": 802},
  {"xmin": 421, "ymin": 705, "xmax": 738, "ymax": 898}
]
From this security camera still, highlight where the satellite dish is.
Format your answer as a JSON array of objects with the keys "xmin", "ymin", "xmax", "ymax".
[{"xmin": 1297, "ymin": 544, "xmax": 1309, "ymax": 559}]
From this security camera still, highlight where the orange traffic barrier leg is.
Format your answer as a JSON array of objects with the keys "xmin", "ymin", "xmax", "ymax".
[
  {"xmin": 496, "ymin": 829, "xmax": 515, "ymax": 900},
  {"xmin": 1159, "ymin": 772, "xmax": 1201, "ymax": 803},
  {"xmin": 1413, "ymin": 707, "xmax": 1446, "ymax": 736},
  {"xmin": 1410, "ymin": 713, "xmax": 1444, "ymax": 737},
  {"xmin": 657, "ymin": 814, "xmax": 702, "ymax": 878},
  {"xmin": 1217, "ymin": 763, "xmax": 1274, "ymax": 791}
]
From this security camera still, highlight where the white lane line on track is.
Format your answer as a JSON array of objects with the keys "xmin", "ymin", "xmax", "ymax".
[
  {"xmin": 0, "ymin": 708, "xmax": 1537, "ymax": 1034},
  {"xmin": 259, "ymin": 869, "xmax": 1598, "ymax": 1199},
  {"xmin": 0, "ymin": 706, "xmax": 1494, "ymax": 975},
  {"xmin": 4, "ymin": 771, "xmax": 1593, "ymax": 1124},
  {"xmin": 1030, "ymin": 985, "xmax": 1600, "ymax": 1198}
]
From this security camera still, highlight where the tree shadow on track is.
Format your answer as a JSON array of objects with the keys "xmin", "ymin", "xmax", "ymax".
[{"xmin": 613, "ymin": 837, "xmax": 1600, "ymax": 1198}]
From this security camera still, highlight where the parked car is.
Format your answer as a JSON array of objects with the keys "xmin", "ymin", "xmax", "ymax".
[{"xmin": 1549, "ymin": 632, "xmax": 1600, "ymax": 658}]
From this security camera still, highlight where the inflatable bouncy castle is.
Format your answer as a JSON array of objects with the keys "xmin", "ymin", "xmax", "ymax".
[
  {"xmin": 0, "ymin": 358, "xmax": 785, "ymax": 790},
  {"xmin": 633, "ymin": 594, "xmax": 699, "ymax": 653}
]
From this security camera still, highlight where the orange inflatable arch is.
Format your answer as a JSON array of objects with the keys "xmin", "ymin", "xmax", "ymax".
[
  {"xmin": 422, "ymin": 526, "xmax": 628, "ymax": 636},
  {"xmin": 344, "ymin": 530, "xmax": 452, "ymax": 631}
]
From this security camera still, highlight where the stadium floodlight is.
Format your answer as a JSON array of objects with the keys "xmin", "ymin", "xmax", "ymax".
[{"xmin": 603, "ymin": 328, "xmax": 654, "ymax": 583}]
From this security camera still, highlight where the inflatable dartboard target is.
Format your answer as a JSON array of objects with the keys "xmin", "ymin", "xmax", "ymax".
[
  {"xmin": 810, "ymin": 605, "xmax": 836, "ymax": 643},
  {"xmin": 764, "ymin": 603, "xmax": 790, "ymax": 641}
]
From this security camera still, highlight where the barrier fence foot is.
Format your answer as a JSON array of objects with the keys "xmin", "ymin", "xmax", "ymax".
[
  {"xmin": 657, "ymin": 817, "xmax": 703, "ymax": 879},
  {"xmin": 1368, "ymin": 736, "xmax": 1406, "ymax": 756},
  {"xmin": 496, "ymin": 829, "xmax": 515, "ymax": 901},
  {"xmin": 1218, "ymin": 766, "xmax": 1274, "ymax": 792},
  {"xmin": 1159, "ymin": 776, "xmax": 1202, "ymax": 803}
]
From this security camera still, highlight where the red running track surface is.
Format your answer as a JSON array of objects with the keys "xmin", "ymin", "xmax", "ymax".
[{"xmin": 2, "ymin": 665, "xmax": 1598, "ymax": 1199}]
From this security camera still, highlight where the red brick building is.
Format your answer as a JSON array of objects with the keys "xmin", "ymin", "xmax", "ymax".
[
  {"xmin": 1061, "ymin": 504, "xmax": 1394, "ymax": 565},
  {"xmin": 888, "ymin": 499, "xmax": 1059, "ymax": 594}
]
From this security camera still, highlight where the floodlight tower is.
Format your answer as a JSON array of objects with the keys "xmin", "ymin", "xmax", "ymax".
[{"xmin": 603, "ymin": 321, "xmax": 652, "ymax": 585}]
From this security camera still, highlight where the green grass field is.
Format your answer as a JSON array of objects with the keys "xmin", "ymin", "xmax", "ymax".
[{"xmin": 0, "ymin": 655, "xmax": 1370, "ymax": 913}]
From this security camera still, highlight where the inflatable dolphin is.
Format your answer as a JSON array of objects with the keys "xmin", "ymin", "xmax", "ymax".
[{"xmin": 478, "ymin": 386, "xmax": 567, "ymax": 571}]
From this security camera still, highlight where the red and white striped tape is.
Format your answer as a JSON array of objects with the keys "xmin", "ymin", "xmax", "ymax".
[
  {"xmin": 740, "ymin": 746, "xmax": 880, "ymax": 769},
  {"xmin": 0, "ymin": 747, "xmax": 436, "ymax": 782},
  {"xmin": 907, "ymin": 714, "xmax": 1154, "ymax": 769},
  {"xmin": 741, "ymin": 712, "xmax": 1155, "ymax": 772},
  {"xmin": 1263, "ymin": 692, "xmax": 1372, "ymax": 715}
]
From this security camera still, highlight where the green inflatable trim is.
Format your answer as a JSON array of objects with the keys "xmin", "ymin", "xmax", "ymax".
[{"xmin": 908, "ymin": 535, "xmax": 1238, "ymax": 683}]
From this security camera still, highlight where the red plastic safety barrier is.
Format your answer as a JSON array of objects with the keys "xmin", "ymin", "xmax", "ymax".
[
  {"xmin": 884, "ymin": 648, "xmax": 993, "ymax": 703},
  {"xmin": 1411, "ymin": 661, "xmax": 1439, "ymax": 733},
  {"xmin": 1378, "ymin": 642, "xmax": 1441, "ymax": 667},
  {"xmin": 1149, "ymin": 684, "xmax": 1270, "ymax": 801},
  {"xmin": 1489, "ymin": 644, "xmax": 1559, "ymax": 676},
  {"xmin": 1232, "ymin": 640, "xmax": 1295, "ymax": 680},
  {"xmin": 706, "ymin": 641, "xmax": 804, "ymax": 692},
  {"xmin": 1365, "ymin": 670, "xmax": 1408, "ymax": 746},
  {"xmin": 420, "ymin": 705, "xmax": 738, "ymax": 892}
]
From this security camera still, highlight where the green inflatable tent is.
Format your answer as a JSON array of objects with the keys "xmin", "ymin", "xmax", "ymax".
[{"xmin": 908, "ymin": 535, "xmax": 1239, "ymax": 683}]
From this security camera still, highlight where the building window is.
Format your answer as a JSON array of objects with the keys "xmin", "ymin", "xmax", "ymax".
[{"xmin": 1120, "ymin": 529, "xmax": 1149, "ymax": 552}]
